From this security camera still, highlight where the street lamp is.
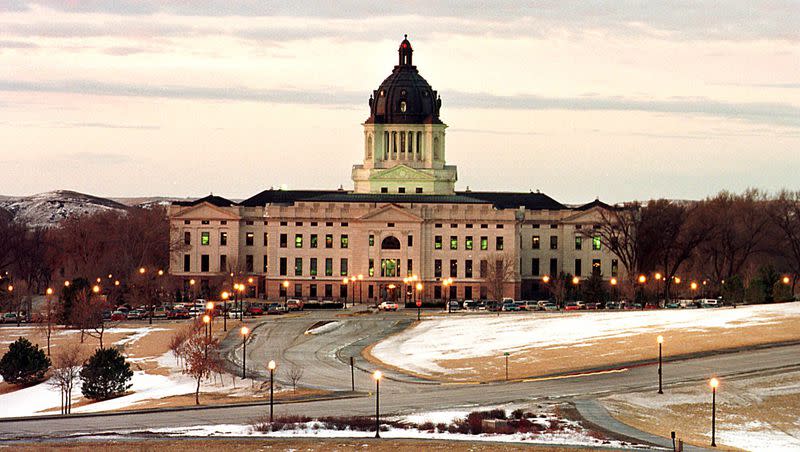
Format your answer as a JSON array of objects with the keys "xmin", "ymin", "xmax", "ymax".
[
  {"xmin": 503, "ymin": 352, "xmax": 510, "ymax": 381},
  {"xmin": 282, "ymin": 280, "xmax": 289, "ymax": 309},
  {"xmin": 221, "ymin": 291, "xmax": 229, "ymax": 331},
  {"xmin": 610, "ymin": 277, "xmax": 618, "ymax": 302},
  {"xmin": 657, "ymin": 335, "xmax": 664, "ymax": 394},
  {"xmin": 782, "ymin": 276, "xmax": 791, "ymax": 285},
  {"xmin": 268, "ymin": 360, "xmax": 276, "ymax": 422},
  {"xmin": 710, "ymin": 377, "xmax": 719, "ymax": 447},
  {"xmin": 373, "ymin": 370, "xmax": 383, "ymax": 438},
  {"xmin": 350, "ymin": 276, "xmax": 356, "ymax": 306},
  {"xmin": 92, "ymin": 285, "xmax": 100, "ymax": 294},
  {"xmin": 202, "ymin": 314, "xmax": 211, "ymax": 339},
  {"xmin": 357, "ymin": 274, "xmax": 364, "ymax": 304},
  {"xmin": 237, "ymin": 283, "xmax": 245, "ymax": 320},
  {"xmin": 415, "ymin": 282, "xmax": 423, "ymax": 320},
  {"xmin": 638, "ymin": 274, "xmax": 647, "ymax": 284},
  {"xmin": 542, "ymin": 275, "xmax": 550, "ymax": 283},
  {"xmin": 64, "ymin": 280, "xmax": 70, "ymax": 287},
  {"xmin": 402, "ymin": 277, "xmax": 409, "ymax": 305},
  {"xmin": 240, "ymin": 326, "xmax": 249, "ymax": 379},
  {"xmin": 444, "ymin": 278, "xmax": 453, "ymax": 312},
  {"xmin": 342, "ymin": 277, "xmax": 349, "ymax": 308}
]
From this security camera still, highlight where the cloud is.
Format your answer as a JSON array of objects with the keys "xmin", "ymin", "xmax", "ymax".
[
  {"xmin": 0, "ymin": 40, "xmax": 37, "ymax": 49},
  {"xmin": 1, "ymin": 78, "xmax": 798, "ymax": 128},
  {"xmin": 60, "ymin": 152, "xmax": 131, "ymax": 165}
]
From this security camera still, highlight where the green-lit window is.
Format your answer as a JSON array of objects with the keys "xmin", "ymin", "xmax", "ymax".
[
  {"xmin": 369, "ymin": 258, "xmax": 374, "ymax": 277},
  {"xmin": 294, "ymin": 258, "xmax": 302, "ymax": 276},
  {"xmin": 575, "ymin": 236, "xmax": 582, "ymax": 250},
  {"xmin": 310, "ymin": 234, "xmax": 318, "ymax": 248},
  {"xmin": 450, "ymin": 236, "xmax": 458, "ymax": 250},
  {"xmin": 340, "ymin": 258, "xmax": 348, "ymax": 276},
  {"xmin": 325, "ymin": 258, "xmax": 333, "ymax": 276},
  {"xmin": 325, "ymin": 234, "xmax": 333, "ymax": 248},
  {"xmin": 434, "ymin": 235, "xmax": 442, "ymax": 250},
  {"xmin": 310, "ymin": 258, "xmax": 317, "ymax": 276},
  {"xmin": 201, "ymin": 232, "xmax": 210, "ymax": 246},
  {"xmin": 593, "ymin": 236, "xmax": 602, "ymax": 250},
  {"xmin": 369, "ymin": 234, "xmax": 375, "ymax": 246},
  {"xmin": 295, "ymin": 234, "xmax": 303, "ymax": 248},
  {"xmin": 341, "ymin": 235, "xmax": 349, "ymax": 249},
  {"xmin": 480, "ymin": 236, "xmax": 488, "ymax": 250},
  {"xmin": 465, "ymin": 236, "xmax": 473, "ymax": 250}
]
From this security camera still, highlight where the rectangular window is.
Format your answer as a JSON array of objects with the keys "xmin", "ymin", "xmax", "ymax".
[
  {"xmin": 465, "ymin": 259, "xmax": 473, "ymax": 278},
  {"xmin": 341, "ymin": 235, "xmax": 349, "ymax": 249},
  {"xmin": 184, "ymin": 220, "xmax": 190, "ymax": 225},
  {"xmin": 550, "ymin": 224, "xmax": 558, "ymax": 229},
  {"xmin": 201, "ymin": 231, "xmax": 210, "ymax": 246},
  {"xmin": 434, "ymin": 235, "xmax": 442, "ymax": 250},
  {"xmin": 532, "ymin": 224, "xmax": 540, "ymax": 229},
  {"xmin": 220, "ymin": 254, "xmax": 227, "ymax": 271},
  {"xmin": 325, "ymin": 258, "xmax": 333, "ymax": 276},
  {"xmin": 465, "ymin": 286, "xmax": 473, "ymax": 299},
  {"xmin": 279, "ymin": 233, "xmax": 287, "ymax": 248},
  {"xmin": 325, "ymin": 222, "xmax": 333, "ymax": 227},
  {"xmin": 532, "ymin": 236, "xmax": 540, "ymax": 249},
  {"xmin": 369, "ymin": 258, "xmax": 375, "ymax": 277},
  {"xmin": 183, "ymin": 254, "xmax": 190, "ymax": 272},
  {"xmin": 496, "ymin": 237, "xmax": 504, "ymax": 250},
  {"xmin": 340, "ymin": 258, "xmax": 348, "ymax": 276},
  {"xmin": 309, "ymin": 284, "xmax": 317, "ymax": 298},
  {"xmin": 575, "ymin": 236, "xmax": 582, "ymax": 250},
  {"xmin": 611, "ymin": 259, "xmax": 619, "ymax": 277},
  {"xmin": 220, "ymin": 232, "xmax": 227, "ymax": 246},
  {"xmin": 246, "ymin": 232, "xmax": 254, "ymax": 246},
  {"xmin": 450, "ymin": 236, "xmax": 458, "ymax": 250},
  {"xmin": 246, "ymin": 221, "xmax": 254, "ymax": 226},
  {"xmin": 184, "ymin": 231, "xmax": 191, "ymax": 245},
  {"xmin": 592, "ymin": 259, "xmax": 601, "ymax": 275},
  {"xmin": 310, "ymin": 234, "xmax": 318, "ymax": 248},
  {"xmin": 531, "ymin": 258, "xmax": 540, "ymax": 276},
  {"xmin": 295, "ymin": 258, "xmax": 303, "ymax": 276},
  {"xmin": 201, "ymin": 255, "xmax": 209, "ymax": 272},
  {"xmin": 407, "ymin": 235, "xmax": 413, "ymax": 247},
  {"xmin": 465, "ymin": 236, "xmax": 473, "ymax": 250},
  {"xmin": 575, "ymin": 258, "xmax": 582, "ymax": 277},
  {"xmin": 369, "ymin": 235, "xmax": 374, "ymax": 246},
  {"xmin": 325, "ymin": 234, "xmax": 333, "ymax": 248},
  {"xmin": 480, "ymin": 236, "xmax": 488, "ymax": 250},
  {"xmin": 434, "ymin": 259, "xmax": 442, "ymax": 278},
  {"xmin": 550, "ymin": 236, "xmax": 558, "ymax": 250},
  {"xmin": 310, "ymin": 258, "xmax": 317, "ymax": 276},
  {"xmin": 451, "ymin": 223, "xmax": 458, "ymax": 228},
  {"xmin": 479, "ymin": 260, "xmax": 488, "ymax": 278},
  {"xmin": 340, "ymin": 284, "xmax": 347, "ymax": 299},
  {"xmin": 280, "ymin": 221, "xmax": 288, "ymax": 226},
  {"xmin": 549, "ymin": 258, "xmax": 558, "ymax": 277},
  {"xmin": 381, "ymin": 187, "xmax": 388, "ymax": 193},
  {"xmin": 294, "ymin": 284, "xmax": 302, "ymax": 298},
  {"xmin": 325, "ymin": 284, "xmax": 332, "ymax": 298},
  {"xmin": 416, "ymin": 187, "xmax": 423, "ymax": 193},
  {"xmin": 295, "ymin": 234, "xmax": 303, "ymax": 248},
  {"xmin": 407, "ymin": 259, "xmax": 413, "ymax": 276},
  {"xmin": 398, "ymin": 187, "xmax": 405, "ymax": 193},
  {"xmin": 263, "ymin": 232, "xmax": 268, "ymax": 246},
  {"xmin": 592, "ymin": 236, "xmax": 602, "ymax": 251},
  {"xmin": 450, "ymin": 259, "xmax": 458, "ymax": 278},
  {"xmin": 295, "ymin": 221, "xmax": 303, "ymax": 227},
  {"xmin": 263, "ymin": 255, "xmax": 268, "ymax": 273},
  {"xmin": 380, "ymin": 259, "xmax": 398, "ymax": 277},
  {"xmin": 279, "ymin": 257, "xmax": 287, "ymax": 276},
  {"xmin": 246, "ymin": 255, "xmax": 253, "ymax": 272}
]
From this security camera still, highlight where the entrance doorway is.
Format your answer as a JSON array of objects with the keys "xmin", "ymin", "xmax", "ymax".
[{"xmin": 379, "ymin": 283, "xmax": 400, "ymax": 302}]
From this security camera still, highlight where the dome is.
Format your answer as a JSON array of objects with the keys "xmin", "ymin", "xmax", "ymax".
[{"xmin": 366, "ymin": 35, "xmax": 443, "ymax": 125}]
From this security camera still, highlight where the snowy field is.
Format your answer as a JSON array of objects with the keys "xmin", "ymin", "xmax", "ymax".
[
  {"xmin": 371, "ymin": 303, "xmax": 800, "ymax": 377},
  {"xmin": 0, "ymin": 326, "xmax": 269, "ymax": 418},
  {"xmin": 603, "ymin": 370, "xmax": 800, "ymax": 451}
]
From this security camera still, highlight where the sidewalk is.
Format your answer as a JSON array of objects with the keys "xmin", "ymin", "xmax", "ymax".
[{"xmin": 574, "ymin": 399, "xmax": 714, "ymax": 452}]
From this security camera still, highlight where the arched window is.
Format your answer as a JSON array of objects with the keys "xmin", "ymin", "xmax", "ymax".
[
  {"xmin": 433, "ymin": 136, "xmax": 440, "ymax": 159},
  {"xmin": 381, "ymin": 236, "xmax": 401, "ymax": 250},
  {"xmin": 367, "ymin": 135, "xmax": 373, "ymax": 159},
  {"xmin": 383, "ymin": 131, "xmax": 389, "ymax": 159}
]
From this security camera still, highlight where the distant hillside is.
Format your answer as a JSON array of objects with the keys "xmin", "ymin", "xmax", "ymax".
[{"xmin": 0, "ymin": 190, "xmax": 130, "ymax": 228}]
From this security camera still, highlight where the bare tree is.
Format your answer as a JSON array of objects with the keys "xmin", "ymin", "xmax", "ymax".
[
  {"xmin": 769, "ymin": 190, "xmax": 800, "ymax": 295},
  {"xmin": 286, "ymin": 365, "xmax": 304, "ymax": 392},
  {"xmin": 178, "ymin": 326, "xmax": 222, "ymax": 405},
  {"xmin": 590, "ymin": 202, "xmax": 646, "ymax": 289},
  {"xmin": 70, "ymin": 287, "xmax": 108, "ymax": 347},
  {"xmin": 34, "ymin": 290, "xmax": 59, "ymax": 356},
  {"xmin": 48, "ymin": 345, "xmax": 82, "ymax": 414},
  {"xmin": 482, "ymin": 253, "xmax": 516, "ymax": 301}
]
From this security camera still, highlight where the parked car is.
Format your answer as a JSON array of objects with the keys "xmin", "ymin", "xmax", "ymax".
[
  {"xmin": 287, "ymin": 299, "xmax": 304, "ymax": 311},
  {"xmin": 537, "ymin": 300, "xmax": 551, "ymax": 310},
  {"xmin": 126, "ymin": 309, "xmax": 144, "ymax": 320},
  {"xmin": 501, "ymin": 297, "xmax": 515, "ymax": 304},
  {"xmin": 605, "ymin": 302, "xmax": 620, "ymax": 310},
  {"xmin": 644, "ymin": 302, "xmax": 660, "ymax": 309},
  {"xmin": 564, "ymin": 302, "xmax": 580, "ymax": 311},
  {"xmin": 246, "ymin": 305, "xmax": 264, "ymax": 316},
  {"xmin": 110, "ymin": 310, "xmax": 127, "ymax": 321},
  {"xmin": 575, "ymin": 301, "xmax": 586, "ymax": 309},
  {"xmin": 378, "ymin": 301, "xmax": 399, "ymax": 311},
  {"xmin": 152, "ymin": 307, "xmax": 168, "ymax": 318},
  {"xmin": 665, "ymin": 302, "xmax": 680, "ymax": 309},
  {"xmin": 2, "ymin": 312, "xmax": 18, "ymax": 324},
  {"xmin": 502, "ymin": 301, "xmax": 521, "ymax": 311},
  {"xmin": 585, "ymin": 302, "xmax": 600, "ymax": 310},
  {"xmin": 448, "ymin": 300, "xmax": 462, "ymax": 311},
  {"xmin": 102, "ymin": 310, "xmax": 112, "ymax": 321},
  {"xmin": 542, "ymin": 302, "xmax": 559, "ymax": 311},
  {"xmin": 486, "ymin": 301, "xmax": 503, "ymax": 312},
  {"xmin": 463, "ymin": 300, "xmax": 479, "ymax": 310},
  {"xmin": 168, "ymin": 308, "xmax": 190, "ymax": 319},
  {"xmin": 267, "ymin": 303, "xmax": 286, "ymax": 315},
  {"xmin": 187, "ymin": 307, "xmax": 203, "ymax": 317},
  {"xmin": 227, "ymin": 309, "xmax": 242, "ymax": 319},
  {"xmin": 514, "ymin": 301, "xmax": 529, "ymax": 311},
  {"xmin": 524, "ymin": 300, "xmax": 540, "ymax": 311}
]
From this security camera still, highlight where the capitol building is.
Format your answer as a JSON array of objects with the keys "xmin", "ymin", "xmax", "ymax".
[{"xmin": 168, "ymin": 36, "xmax": 624, "ymax": 303}]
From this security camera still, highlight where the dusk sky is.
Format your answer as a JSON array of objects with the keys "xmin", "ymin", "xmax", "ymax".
[{"xmin": 1, "ymin": 1, "xmax": 798, "ymax": 203}]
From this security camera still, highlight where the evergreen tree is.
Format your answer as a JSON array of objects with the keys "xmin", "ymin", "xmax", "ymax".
[
  {"xmin": 80, "ymin": 348, "xmax": 133, "ymax": 400},
  {"xmin": 583, "ymin": 271, "xmax": 608, "ymax": 304},
  {"xmin": 0, "ymin": 337, "xmax": 51, "ymax": 385}
]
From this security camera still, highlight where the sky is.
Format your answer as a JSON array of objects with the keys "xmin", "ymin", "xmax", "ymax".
[{"xmin": 0, "ymin": 1, "xmax": 798, "ymax": 204}]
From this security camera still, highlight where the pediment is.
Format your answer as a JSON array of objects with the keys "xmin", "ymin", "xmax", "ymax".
[
  {"xmin": 562, "ymin": 206, "xmax": 608, "ymax": 223},
  {"xmin": 370, "ymin": 165, "xmax": 436, "ymax": 181},
  {"xmin": 172, "ymin": 202, "xmax": 240, "ymax": 220},
  {"xmin": 358, "ymin": 204, "xmax": 422, "ymax": 222}
]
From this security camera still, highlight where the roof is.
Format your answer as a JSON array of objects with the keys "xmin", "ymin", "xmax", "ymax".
[
  {"xmin": 302, "ymin": 193, "xmax": 486, "ymax": 204},
  {"xmin": 173, "ymin": 194, "xmax": 235, "ymax": 207},
  {"xmin": 575, "ymin": 199, "xmax": 614, "ymax": 211},
  {"xmin": 457, "ymin": 191, "xmax": 566, "ymax": 210},
  {"xmin": 238, "ymin": 189, "xmax": 341, "ymax": 207}
]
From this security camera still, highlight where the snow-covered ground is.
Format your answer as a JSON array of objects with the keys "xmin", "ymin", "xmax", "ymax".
[
  {"xmin": 304, "ymin": 321, "xmax": 342, "ymax": 335},
  {"xmin": 0, "ymin": 326, "xmax": 269, "ymax": 418},
  {"xmin": 371, "ymin": 303, "xmax": 800, "ymax": 376}
]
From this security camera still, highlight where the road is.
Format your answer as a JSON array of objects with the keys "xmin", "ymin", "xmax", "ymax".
[{"xmin": 2, "ymin": 308, "xmax": 798, "ymax": 441}]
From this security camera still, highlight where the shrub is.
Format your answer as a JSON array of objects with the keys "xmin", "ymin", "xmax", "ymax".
[
  {"xmin": 511, "ymin": 408, "xmax": 525, "ymax": 419},
  {"xmin": 80, "ymin": 347, "xmax": 133, "ymax": 400},
  {"xmin": 466, "ymin": 412, "xmax": 484, "ymax": 434},
  {"xmin": 0, "ymin": 337, "xmax": 51, "ymax": 385}
]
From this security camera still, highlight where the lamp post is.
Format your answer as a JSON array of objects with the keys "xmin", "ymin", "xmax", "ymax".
[
  {"xmin": 444, "ymin": 278, "xmax": 452, "ymax": 312},
  {"xmin": 240, "ymin": 326, "xmax": 249, "ymax": 379},
  {"xmin": 638, "ymin": 274, "xmax": 647, "ymax": 307},
  {"xmin": 282, "ymin": 280, "xmax": 289, "ymax": 309},
  {"xmin": 221, "ymin": 292, "xmax": 229, "ymax": 331},
  {"xmin": 610, "ymin": 277, "xmax": 618, "ymax": 304},
  {"xmin": 45, "ymin": 288, "xmax": 54, "ymax": 356},
  {"xmin": 350, "ymin": 276, "xmax": 356, "ymax": 306},
  {"xmin": 358, "ymin": 274, "xmax": 364, "ymax": 304},
  {"xmin": 237, "ymin": 283, "xmax": 245, "ymax": 320},
  {"xmin": 504, "ymin": 352, "xmax": 510, "ymax": 381},
  {"xmin": 202, "ymin": 314, "xmax": 211, "ymax": 358},
  {"xmin": 657, "ymin": 335, "xmax": 664, "ymax": 394},
  {"xmin": 373, "ymin": 370, "xmax": 382, "ymax": 438},
  {"xmin": 206, "ymin": 301, "xmax": 214, "ymax": 333},
  {"xmin": 415, "ymin": 282, "xmax": 423, "ymax": 320},
  {"xmin": 710, "ymin": 377, "xmax": 719, "ymax": 447},
  {"xmin": 268, "ymin": 360, "xmax": 276, "ymax": 423},
  {"xmin": 572, "ymin": 276, "xmax": 580, "ymax": 302},
  {"xmin": 342, "ymin": 277, "xmax": 349, "ymax": 308}
]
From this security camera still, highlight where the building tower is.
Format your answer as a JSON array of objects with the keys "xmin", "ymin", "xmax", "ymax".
[{"xmin": 352, "ymin": 35, "xmax": 457, "ymax": 195}]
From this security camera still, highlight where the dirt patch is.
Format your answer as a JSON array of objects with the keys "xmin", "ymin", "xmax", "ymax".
[
  {"xmin": 126, "ymin": 387, "xmax": 328, "ymax": 410},
  {"xmin": 7, "ymin": 439, "xmax": 574, "ymax": 451}
]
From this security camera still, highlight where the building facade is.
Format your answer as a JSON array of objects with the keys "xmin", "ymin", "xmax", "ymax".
[{"xmin": 168, "ymin": 37, "xmax": 625, "ymax": 303}]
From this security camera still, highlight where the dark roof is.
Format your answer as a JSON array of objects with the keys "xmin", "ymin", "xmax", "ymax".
[
  {"xmin": 173, "ymin": 194, "xmax": 235, "ymax": 207},
  {"xmin": 302, "ymin": 193, "xmax": 486, "ymax": 204},
  {"xmin": 365, "ymin": 36, "xmax": 442, "ymax": 125},
  {"xmin": 457, "ymin": 191, "xmax": 566, "ymax": 210},
  {"xmin": 238, "ymin": 189, "xmax": 341, "ymax": 207},
  {"xmin": 575, "ymin": 199, "xmax": 613, "ymax": 211}
]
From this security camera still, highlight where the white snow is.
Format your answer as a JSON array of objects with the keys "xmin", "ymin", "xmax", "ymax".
[
  {"xmin": 110, "ymin": 327, "xmax": 168, "ymax": 347},
  {"xmin": 304, "ymin": 321, "xmax": 342, "ymax": 335},
  {"xmin": 372, "ymin": 303, "xmax": 800, "ymax": 376}
]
